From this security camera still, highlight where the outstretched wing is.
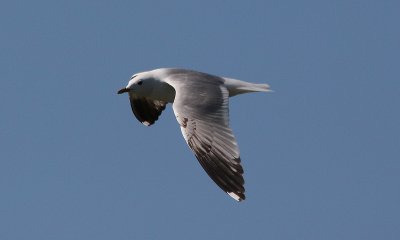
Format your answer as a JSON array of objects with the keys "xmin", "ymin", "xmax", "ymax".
[
  {"xmin": 129, "ymin": 94, "xmax": 167, "ymax": 126},
  {"xmin": 167, "ymin": 71, "xmax": 245, "ymax": 201}
]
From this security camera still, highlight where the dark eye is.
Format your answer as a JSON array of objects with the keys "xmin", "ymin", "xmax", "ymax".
[{"xmin": 137, "ymin": 81, "xmax": 143, "ymax": 85}]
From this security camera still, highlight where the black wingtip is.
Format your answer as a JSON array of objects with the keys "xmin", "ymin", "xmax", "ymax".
[{"xmin": 117, "ymin": 88, "xmax": 129, "ymax": 94}]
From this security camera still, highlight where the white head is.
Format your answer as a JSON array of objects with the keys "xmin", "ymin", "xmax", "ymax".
[{"xmin": 117, "ymin": 71, "xmax": 155, "ymax": 97}]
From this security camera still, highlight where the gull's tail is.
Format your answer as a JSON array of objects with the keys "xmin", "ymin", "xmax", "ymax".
[{"xmin": 223, "ymin": 77, "xmax": 272, "ymax": 97}]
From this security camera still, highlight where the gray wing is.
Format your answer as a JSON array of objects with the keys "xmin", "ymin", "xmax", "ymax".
[
  {"xmin": 129, "ymin": 94, "xmax": 167, "ymax": 126},
  {"xmin": 167, "ymin": 71, "xmax": 245, "ymax": 201}
]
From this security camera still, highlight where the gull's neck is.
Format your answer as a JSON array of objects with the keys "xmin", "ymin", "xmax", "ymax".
[{"xmin": 141, "ymin": 68, "xmax": 176, "ymax": 103}]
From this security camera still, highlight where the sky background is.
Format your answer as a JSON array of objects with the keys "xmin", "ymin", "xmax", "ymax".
[{"xmin": 1, "ymin": 0, "xmax": 399, "ymax": 239}]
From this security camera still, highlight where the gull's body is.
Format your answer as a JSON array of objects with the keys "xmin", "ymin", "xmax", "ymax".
[{"xmin": 118, "ymin": 68, "xmax": 271, "ymax": 201}]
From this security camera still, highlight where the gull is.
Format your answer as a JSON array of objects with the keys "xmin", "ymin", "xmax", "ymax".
[{"xmin": 117, "ymin": 68, "xmax": 271, "ymax": 201}]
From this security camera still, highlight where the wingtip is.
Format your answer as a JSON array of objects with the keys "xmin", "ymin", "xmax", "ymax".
[
  {"xmin": 142, "ymin": 121, "xmax": 151, "ymax": 126},
  {"xmin": 228, "ymin": 192, "xmax": 245, "ymax": 202}
]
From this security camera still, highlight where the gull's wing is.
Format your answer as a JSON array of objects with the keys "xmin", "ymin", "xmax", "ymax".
[
  {"xmin": 166, "ymin": 70, "xmax": 245, "ymax": 201},
  {"xmin": 128, "ymin": 94, "xmax": 167, "ymax": 126}
]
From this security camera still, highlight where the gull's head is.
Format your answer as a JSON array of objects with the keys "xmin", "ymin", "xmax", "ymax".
[{"xmin": 117, "ymin": 72, "xmax": 154, "ymax": 97}]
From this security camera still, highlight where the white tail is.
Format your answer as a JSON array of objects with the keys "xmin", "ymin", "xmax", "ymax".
[{"xmin": 224, "ymin": 77, "xmax": 272, "ymax": 97}]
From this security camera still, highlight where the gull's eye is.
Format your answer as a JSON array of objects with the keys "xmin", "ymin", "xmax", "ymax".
[{"xmin": 137, "ymin": 80, "xmax": 143, "ymax": 85}]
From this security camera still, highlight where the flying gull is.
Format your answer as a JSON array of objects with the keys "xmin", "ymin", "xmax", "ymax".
[{"xmin": 117, "ymin": 68, "xmax": 271, "ymax": 201}]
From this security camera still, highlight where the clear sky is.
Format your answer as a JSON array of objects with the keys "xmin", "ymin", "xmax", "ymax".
[{"xmin": 1, "ymin": 0, "xmax": 399, "ymax": 239}]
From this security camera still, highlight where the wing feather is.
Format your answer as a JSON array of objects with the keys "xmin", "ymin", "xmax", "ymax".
[
  {"xmin": 166, "ymin": 70, "xmax": 246, "ymax": 201},
  {"xmin": 129, "ymin": 95, "xmax": 167, "ymax": 126}
]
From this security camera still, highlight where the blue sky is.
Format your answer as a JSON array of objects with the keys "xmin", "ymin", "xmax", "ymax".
[{"xmin": 1, "ymin": 0, "xmax": 399, "ymax": 239}]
